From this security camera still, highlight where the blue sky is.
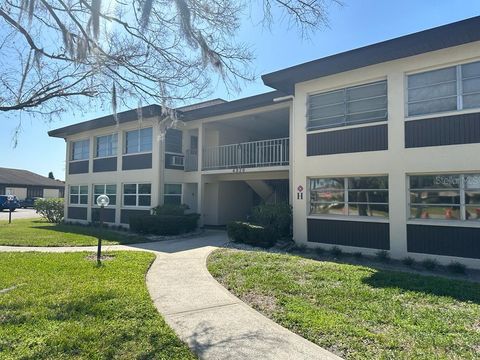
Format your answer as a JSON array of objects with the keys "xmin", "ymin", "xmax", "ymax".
[{"xmin": 1, "ymin": 0, "xmax": 479, "ymax": 180}]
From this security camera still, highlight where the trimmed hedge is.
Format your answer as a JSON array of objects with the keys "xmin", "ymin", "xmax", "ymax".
[
  {"xmin": 129, "ymin": 213, "xmax": 200, "ymax": 235},
  {"xmin": 251, "ymin": 203, "xmax": 292, "ymax": 238},
  {"xmin": 227, "ymin": 221, "xmax": 276, "ymax": 248}
]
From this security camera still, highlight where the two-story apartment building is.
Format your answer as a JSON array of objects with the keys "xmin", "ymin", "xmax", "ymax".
[{"xmin": 50, "ymin": 16, "xmax": 480, "ymax": 268}]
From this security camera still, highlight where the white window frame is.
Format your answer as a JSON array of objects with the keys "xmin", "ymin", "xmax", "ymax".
[
  {"xmin": 124, "ymin": 128, "xmax": 153, "ymax": 155},
  {"xmin": 69, "ymin": 185, "xmax": 88, "ymax": 206},
  {"xmin": 407, "ymin": 173, "xmax": 480, "ymax": 224},
  {"xmin": 308, "ymin": 175, "xmax": 389, "ymax": 221},
  {"xmin": 306, "ymin": 80, "xmax": 388, "ymax": 132},
  {"xmin": 95, "ymin": 133, "xmax": 118, "ymax": 158},
  {"xmin": 406, "ymin": 59, "xmax": 480, "ymax": 118},
  {"xmin": 70, "ymin": 139, "xmax": 90, "ymax": 161},
  {"xmin": 122, "ymin": 183, "xmax": 151, "ymax": 207},
  {"xmin": 92, "ymin": 184, "xmax": 117, "ymax": 206}
]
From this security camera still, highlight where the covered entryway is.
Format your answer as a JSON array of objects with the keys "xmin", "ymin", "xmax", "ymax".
[{"xmin": 201, "ymin": 171, "xmax": 289, "ymax": 226}]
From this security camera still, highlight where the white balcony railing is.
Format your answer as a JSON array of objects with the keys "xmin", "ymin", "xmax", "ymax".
[{"xmin": 202, "ymin": 137, "xmax": 289, "ymax": 171}]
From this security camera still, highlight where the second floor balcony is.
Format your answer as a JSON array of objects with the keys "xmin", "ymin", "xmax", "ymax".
[{"xmin": 201, "ymin": 137, "xmax": 289, "ymax": 171}]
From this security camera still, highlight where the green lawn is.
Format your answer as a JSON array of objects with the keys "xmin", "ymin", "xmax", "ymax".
[
  {"xmin": 0, "ymin": 219, "xmax": 147, "ymax": 246},
  {"xmin": 208, "ymin": 249, "xmax": 480, "ymax": 360},
  {"xmin": 0, "ymin": 251, "xmax": 195, "ymax": 359}
]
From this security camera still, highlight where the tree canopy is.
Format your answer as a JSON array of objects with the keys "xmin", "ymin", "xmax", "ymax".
[{"xmin": 0, "ymin": 0, "xmax": 339, "ymax": 118}]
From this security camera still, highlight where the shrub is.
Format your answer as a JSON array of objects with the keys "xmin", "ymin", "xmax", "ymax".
[
  {"xmin": 330, "ymin": 246, "xmax": 343, "ymax": 257},
  {"xmin": 353, "ymin": 252, "xmax": 363, "ymax": 259},
  {"xmin": 402, "ymin": 257, "xmax": 415, "ymax": 266},
  {"xmin": 314, "ymin": 246, "xmax": 324, "ymax": 256},
  {"xmin": 375, "ymin": 250, "xmax": 390, "ymax": 262},
  {"xmin": 251, "ymin": 203, "xmax": 292, "ymax": 238},
  {"xmin": 130, "ymin": 213, "xmax": 199, "ymax": 236},
  {"xmin": 34, "ymin": 198, "xmax": 64, "ymax": 223},
  {"xmin": 227, "ymin": 221, "xmax": 276, "ymax": 248},
  {"xmin": 292, "ymin": 243, "xmax": 307, "ymax": 253},
  {"xmin": 152, "ymin": 204, "xmax": 189, "ymax": 216},
  {"xmin": 447, "ymin": 261, "xmax": 467, "ymax": 274},
  {"xmin": 421, "ymin": 258, "xmax": 438, "ymax": 270}
]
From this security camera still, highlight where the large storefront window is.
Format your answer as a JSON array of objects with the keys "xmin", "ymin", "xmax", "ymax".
[
  {"xmin": 310, "ymin": 176, "xmax": 389, "ymax": 218},
  {"xmin": 409, "ymin": 173, "xmax": 480, "ymax": 221}
]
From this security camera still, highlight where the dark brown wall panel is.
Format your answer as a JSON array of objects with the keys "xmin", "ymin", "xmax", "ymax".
[
  {"xmin": 307, "ymin": 218, "xmax": 390, "ymax": 250},
  {"xmin": 91, "ymin": 208, "xmax": 116, "ymax": 223},
  {"xmin": 67, "ymin": 206, "xmax": 87, "ymax": 220},
  {"xmin": 120, "ymin": 209, "xmax": 150, "ymax": 224},
  {"xmin": 68, "ymin": 160, "xmax": 89, "ymax": 174},
  {"xmin": 122, "ymin": 153, "xmax": 152, "ymax": 170},
  {"xmin": 307, "ymin": 124, "xmax": 388, "ymax": 156},
  {"xmin": 93, "ymin": 157, "xmax": 117, "ymax": 172},
  {"xmin": 407, "ymin": 224, "xmax": 480, "ymax": 259},
  {"xmin": 405, "ymin": 112, "xmax": 480, "ymax": 148}
]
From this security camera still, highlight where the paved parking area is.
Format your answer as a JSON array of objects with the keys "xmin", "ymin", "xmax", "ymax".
[{"xmin": 0, "ymin": 208, "xmax": 40, "ymax": 220}]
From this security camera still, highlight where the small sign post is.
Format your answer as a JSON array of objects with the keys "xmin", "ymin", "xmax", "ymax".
[
  {"xmin": 96, "ymin": 195, "xmax": 110, "ymax": 265},
  {"xmin": 7, "ymin": 195, "xmax": 14, "ymax": 224}
]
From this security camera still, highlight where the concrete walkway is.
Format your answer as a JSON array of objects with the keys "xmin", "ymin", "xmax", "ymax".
[{"xmin": 0, "ymin": 231, "xmax": 341, "ymax": 360}]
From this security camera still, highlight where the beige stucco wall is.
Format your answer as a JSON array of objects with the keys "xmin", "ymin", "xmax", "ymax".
[{"xmin": 291, "ymin": 41, "xmax": 480, "ymax": 268}]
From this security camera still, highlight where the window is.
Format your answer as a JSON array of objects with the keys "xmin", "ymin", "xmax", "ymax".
[
  {"xmin": 310, "ymin": 176, "xmax": 388, "ymax": 218},
  {"xmin": 407, "ymin": 60, "xmax": 480, "ymax": 116},
  {"xmin": 71, "ymin": 140, "xmax": 89, "ymax": 160},
  {"xmin": 93, "ymin": 184, "xmax": 117, "ymax": 205},
  {"xmin": 70, "ymin": 185, "xmax": 88, "ymax": 205},
  {"xmin": 123, "ymin": 183, "xmax": 151, "ymax": 207},
  {"xmin": 96, "ymin": 134, "xmax": 117, "ymax": 158},
  {"xmin": 125, "ymin": 128, "xmax": 152, "ymax": 154},
  {"xmin": 165, "ymin": 129, "xmax": 183, "ymax": 153},
  {"xmin": 307, "ymin": 80, "xmax": 387, "ymax": 130},
  {"xmin": 164, "ymin": 184, "xmax": 182, "ymax": 205},
  {"xmin": 409, "ymin": 173, "xmax": 480, "ymax": 221}
]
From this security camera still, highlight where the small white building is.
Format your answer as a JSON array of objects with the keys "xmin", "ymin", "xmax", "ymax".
[{"xmin": 50, "ymin": 17, "xmax": 480, "ymax": 268}]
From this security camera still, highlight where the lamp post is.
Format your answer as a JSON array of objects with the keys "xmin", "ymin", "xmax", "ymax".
[{"xmin": 96, "ymin": 194, "xmax": 110, "ymax": 265}]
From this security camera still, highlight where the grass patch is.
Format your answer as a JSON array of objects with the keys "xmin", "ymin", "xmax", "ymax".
[
  {"xmin": 0, "ymin": 251, "xmax": 195, "ymax": 359},
  {"xmin": 208, "ymin": 249, "xmax": 480, "ymax": 359},
  {"xmin": 0, "ymin": 219, "xmax": 146, "ymax": 246}
]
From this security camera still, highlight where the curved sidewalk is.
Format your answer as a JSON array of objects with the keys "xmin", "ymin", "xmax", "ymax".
[{"xmin": 0, "ymin": 232, "xmax": 341, "ymax": 360}]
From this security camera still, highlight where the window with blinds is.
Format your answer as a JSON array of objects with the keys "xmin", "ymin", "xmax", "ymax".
[
  {"xmin": 307, "ymin": 80, "xmax": 388, "ymax": 131},
  {"xmin": 407, "ymin": 60, "xmax": 480, "ymax": 116}
]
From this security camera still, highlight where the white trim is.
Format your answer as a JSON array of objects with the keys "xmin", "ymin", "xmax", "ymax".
[
  {"xmin": 121, "ymin": 151, "xmax": 152, "ymax": 157},
  {"xmin": 307, "ymin": 215, "xmax": 389, "ymax": 223},
  {"xmin": 306, "ymin": 120, "xmax": 388, "ymax": 135},
  {"xmin": 407, "ymin": 219, "xmax": 480, "ymax": 228}
]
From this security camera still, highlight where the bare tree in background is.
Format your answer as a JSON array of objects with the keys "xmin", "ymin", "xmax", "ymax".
[{"xmin": 0, "ymin": 0, "xmax": 339, "ymax": 122}]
